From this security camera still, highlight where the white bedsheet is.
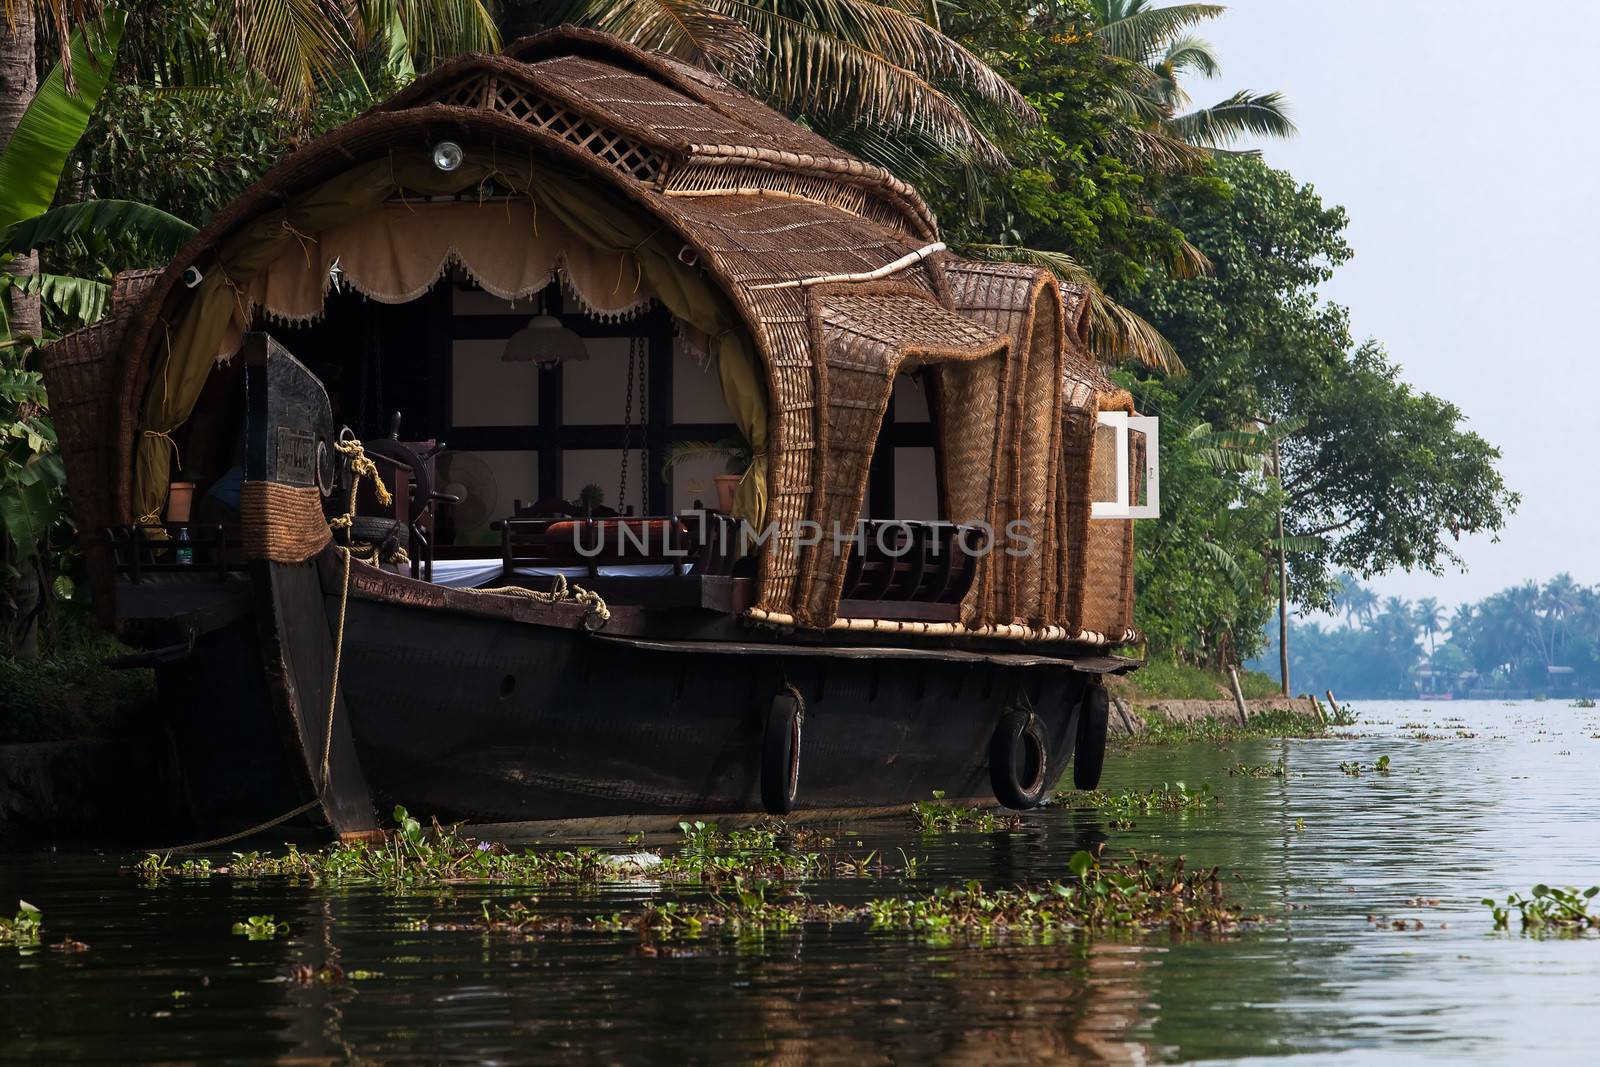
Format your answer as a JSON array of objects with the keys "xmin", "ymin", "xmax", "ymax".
[{"xmin": 428, "ymin": 559, "xmax": 685, "ymax": 589}]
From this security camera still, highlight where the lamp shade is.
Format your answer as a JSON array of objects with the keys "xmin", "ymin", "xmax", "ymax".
[{"xmin": 502, "ymin": 314, "xmax": 589, "ymax": 365}]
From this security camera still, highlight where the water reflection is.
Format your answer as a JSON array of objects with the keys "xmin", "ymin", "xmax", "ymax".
[{"xmin": 3, "ymin": 701, "xmax": 1600, "ymax": 1063}]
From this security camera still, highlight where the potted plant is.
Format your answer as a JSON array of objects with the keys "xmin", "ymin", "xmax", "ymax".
[{"xmin": 660, "ymin": 434, "xmax": 752, "ymax": 514}]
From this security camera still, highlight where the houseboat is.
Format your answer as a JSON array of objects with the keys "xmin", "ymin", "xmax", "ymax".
[{"xmin": 45, "ymin": 28, "xmax": 1148, "ymax": 837}]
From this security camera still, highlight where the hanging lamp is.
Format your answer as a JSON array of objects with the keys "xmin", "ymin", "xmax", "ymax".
[{"xmin": 502, "ymin": 287, "xmax": 588, "ymax": 368}]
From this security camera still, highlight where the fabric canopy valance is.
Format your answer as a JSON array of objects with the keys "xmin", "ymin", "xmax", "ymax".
[{"xmin": 135, "ymin": 150, "xmax": 769, "ymax": 530}]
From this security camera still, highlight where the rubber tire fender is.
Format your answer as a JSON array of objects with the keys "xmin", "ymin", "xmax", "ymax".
[
  {"xmin": 989, "ymin": 708, "xmax": 1051, "ymax": 810},
  {"xmin": 761, "ymin": 690, "xmax": 804, "ymax": 815},
  {"xmin": 1073, "ymin": 681, "xmax": 1110, "ymax": 791}
]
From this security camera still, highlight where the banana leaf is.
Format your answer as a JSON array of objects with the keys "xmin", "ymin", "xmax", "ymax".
[
  {"xmin": 1, "ymin": 199, "xmax": 196, "ymax": 259},
  {"xmin": 0, "ymin": 10, "xmax": 127, "ymax": 232}
]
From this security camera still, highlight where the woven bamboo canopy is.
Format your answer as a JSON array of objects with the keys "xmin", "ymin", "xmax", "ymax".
[{"xmin": 47, "ymin": 26, "xmax": 1138, "ymax": 641}]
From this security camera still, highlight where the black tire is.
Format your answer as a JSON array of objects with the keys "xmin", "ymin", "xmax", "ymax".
[
  {"xmin": 348, "ymin": 515, "xmax": 408, "ymax": 552},
  {"xmin": 761, "ymin": 691, "xmax": 803, "ymax": 815},
  {"xmin": 1073, "ymin": 682, "xmax": 1110, "ymax": 790},
  {"xmin": 989, "ymin": 709, "xmax": 1050, "ymax": 810}
]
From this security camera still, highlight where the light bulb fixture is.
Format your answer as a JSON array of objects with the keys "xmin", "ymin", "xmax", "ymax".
[
  {"xmin": 432, "ymin": 140, "xmax": 464, "ymax": 173},
  {"xmin": 503, "ymin": 311, "xmax": 589, "ymax": 368}
]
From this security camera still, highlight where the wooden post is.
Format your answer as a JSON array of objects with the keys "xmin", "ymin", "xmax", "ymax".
[
  {"xmin": 1325, "ymin": 689, "xmax": 1340, "ymax": 720},
  {"xmin": 1228, "ymin": 667, "xmax": 1250, "ymax": 726},
  {"xmin": 1273, "ymin": 438, "xmax": 1290, "ymax": 697},
  {"xmin": 1111, "ymin": 694, "xmax": 1137, "ymax": 737},
  {"xmin": 1308, "ymin": 693, "xmax": 1327, "ymax": 726}
]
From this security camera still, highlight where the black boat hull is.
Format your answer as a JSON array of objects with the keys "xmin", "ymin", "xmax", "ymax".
[{"xmin": 333, "ymin": 597, "xmax": 1090, "ymax": 823}]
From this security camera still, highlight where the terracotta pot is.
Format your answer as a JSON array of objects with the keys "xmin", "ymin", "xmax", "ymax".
[
  {"xmin": 714, "ymin": 474, "xmax": 742, "ymax": 514},
  {"xmin": 166, "ymin": 481, "xmax": 197, "ymax": 523}
]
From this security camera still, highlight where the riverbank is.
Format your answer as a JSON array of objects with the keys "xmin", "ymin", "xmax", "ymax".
[{"xmin": 1106, "ymin": 659, "xmax": 1336, "ymax": 742}]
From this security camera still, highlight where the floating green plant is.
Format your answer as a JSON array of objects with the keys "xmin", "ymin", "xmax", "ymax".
[
  {"xmin": 231, "ymin": 915, "xmax": 286, "ymax": 940},
  {"xmin": 1339, "ymin": 755, "xmax": 1390, "ymax": 777},
  {"xmin": 911, "ymin": 792, "xmax": 1021, "ymax": 834},
  {"xmin": 1571, "ymin": 698, "xmax": 1596, "ymax": 708},
  {"xmin": 407, "ymin": 847, "xmax": 1258, "ymax": 944},
  {"xmin": 1117, "ymin": 708, "xmax": 1338, "ymax": 748},
  {"xmin": 0, "ymin": 901, "xmax": 41, "ymax": 947},
  {"xmin": 1061, "ymin": 782, "xmax": 1215, "ymax": 826},
  {"xmin": 1483, "ymin": 885, "xmax": 1600, "ymax": 932},
  {"xmin": 1228, "ymin": 759, "xmax": 1287, "ymax": 778},
  {"xmin": 136, "ymin": 808, "xmax": 906, "ymax": 890}
]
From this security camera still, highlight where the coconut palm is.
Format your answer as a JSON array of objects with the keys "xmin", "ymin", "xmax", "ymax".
[
  {"xmin": 1085, "ymin": 0, "xmax": 1294, "ymax": 166},
  {"xmin": 543, "ymin": 0, "xmax": 1035, "ymax": 171},
  {"xmin": 1415, "ymin": 596, "xmax": 1442, "ymax": 654}
]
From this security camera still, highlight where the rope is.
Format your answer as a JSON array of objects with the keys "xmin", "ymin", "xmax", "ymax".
[
  {"xmin": 146, "ymin": 440, "xmax": 381, "ymax": 855},
  {"xmin": 464, "ymin": 572, "xmax": 611, "ymax": 630}
]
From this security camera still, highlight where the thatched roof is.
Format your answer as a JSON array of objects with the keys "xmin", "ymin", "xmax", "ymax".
[{"xmin": 49, "ymin": 26, "xmax": 1133, "ymax": 637}]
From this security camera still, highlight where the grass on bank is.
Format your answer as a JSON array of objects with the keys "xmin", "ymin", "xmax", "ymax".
[
  {"xmin": 1115, "ymin": 657, "xmax": 1284, "ymax": 701},
  {"xmin": 0, "ymin": 604, "xmax": 155, "ymax": 743}
]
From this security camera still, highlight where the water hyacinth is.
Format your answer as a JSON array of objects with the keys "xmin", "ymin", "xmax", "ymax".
[
  {"xmin": 134, "ymin": 809, "xmax": 906, "ymax": 890},
  {"xmin": 407, "ymin": 845, "xmax": 1260, "ymax": 945}
]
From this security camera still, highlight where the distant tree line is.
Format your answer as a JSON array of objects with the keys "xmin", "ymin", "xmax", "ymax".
[{"xmin": 1249, "ymin": 576, "xmax": 1600, "ymax": 699}]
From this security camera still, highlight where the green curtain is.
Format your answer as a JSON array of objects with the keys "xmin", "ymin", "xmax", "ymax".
[{"xmin": 135, "ymin": 149, "xmax": 771, "ymax": 531}]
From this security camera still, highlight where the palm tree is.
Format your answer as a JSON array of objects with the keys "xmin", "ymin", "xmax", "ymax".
[
  {"xmin": 1084, "ymin": 0, "xmax": 1294, "ymax": 167},
  {"xmin": 1415, "ymin": 596, "xmax": 1442, "ymax": 655},
  {"xmin": 543, "ymin": 0, "xmax": 1034, "ymax": 171},
  {"xmin": 1337, "ymin": 576, "xmax": 1377, "ymax": 628}
]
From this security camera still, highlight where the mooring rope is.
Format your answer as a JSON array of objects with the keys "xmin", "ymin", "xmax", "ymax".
[
  {"xmin": 145, "ymin": 441, "xmax": 381, "ymax": 855},
  {"xmin": 464, "ymin": 571, "xmax": 611, "ymax": 630}
]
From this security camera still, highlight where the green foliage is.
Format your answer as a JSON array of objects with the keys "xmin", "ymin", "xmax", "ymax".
[
  {"xmin": 1228, "ymin": 758, "xmax": 1285, "ymax": 779},
  {"xmin": 231, "ymin": 914, "xmax": 286, "ymax": 940},
  {"xmin": 0, "ymin": 11, "xmax": 126, "ymax": 234},
  {"xmin": 1120, "ymin": 656, "xmax": 1276, "ymax": 699},
  {"xmin": 1061, "ymin": 781, "xmax": 1214, "ymax": 826},
  {"xmin": 0, "ymin": 355, "xmax": 67, "ymax": 566},
  {"xmin": 864, "ymin": 846, "xmax": 1253, "ymax": 939},
  {"xmin": 1484, "ymin": 885, "xmax": 1599, "ymax": 933},
  {"xmin": 1338, "ymin": 755, "xmax": 1389, "ymax": 777},
  {"xmin": 0, "ymin": 901, "xmax": 43, "ymax": 947},
  {"xmin": 1, "ymin": 199, "xmax": 197, "ymax": 261},
  {"xmin": 0, "ymin": 601, "xmax": 157, "ymax": 740},
  {"xmin": 1263, "ymin": 573, "xmax": 1600, "ymax": 699},
  {"xmin": 1122, "ymin": 707, "xmax": 1333, "ymax": 747},
  {"xmin": 911, "ymin": 791, "xmax": 1021, "ymax": 834},
  {"xmin": 1130, "ymin": 156, "xmax": 1516, "ymax": 618}
]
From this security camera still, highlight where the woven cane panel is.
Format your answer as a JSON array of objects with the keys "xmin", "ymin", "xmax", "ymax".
[
  {"xmin": 1070, "ymin": 378, "xmax": 1137, "ymax": 639},
  {"xmin": 667, "ymin": 195, "xmax": 922, "ymax": 287},
  {"xmin": 419, "ymin": 70, "xmax": 666, "ymax": 184},
  {"xmin": 664, "ymin": 163, "xmax": 907, "ymax": 232},
  {"xmin": 1013, "ymin": 288, "xmax": 1065, "ymax": 624},
  {"xmin": 533, "ymin": 55, "xmax": 806, "ymax": 155},
  {"xmin": 943, "ymin": 262, "xmax": 1071, "ymax": 626},
  {"xmin": 796, "ymin": 289, "xmax": 1008, "ymax": 625}
]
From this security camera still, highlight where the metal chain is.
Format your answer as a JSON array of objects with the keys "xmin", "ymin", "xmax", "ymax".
[
  {"xmin": 637, "ymin": 338, "xmax": 649, "ymax": 516},
  {"xmin": 618, "ymin": 337, "xmax": 635, "ymax": 513}
]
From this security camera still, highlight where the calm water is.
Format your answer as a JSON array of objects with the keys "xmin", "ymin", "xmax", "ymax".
[{"xmin": 4, "ymin": 699, "xmax": 1599, "ymax": 1065}]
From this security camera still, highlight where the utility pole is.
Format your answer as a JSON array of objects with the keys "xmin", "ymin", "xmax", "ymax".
[{"xmin": 1273, "ymin": 438, "xmax": 1290, "ymax": 696}]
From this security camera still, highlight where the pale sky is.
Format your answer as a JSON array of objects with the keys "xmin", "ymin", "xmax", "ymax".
[{"xmin": 1196, "ymin": 1, "xmax": 1599, "ymax": 608}]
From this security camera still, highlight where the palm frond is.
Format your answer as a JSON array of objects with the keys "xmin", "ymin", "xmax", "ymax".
[
  {"xmin": 545, "ymin": 0, "xmax": 762, "ymax": 74},
  {"xmin": 1159, "ymin": 32, "xmax": 1220, "ymax": 79},
  {"xmin": 1166, "ymin": 235, "xmax": 1213, "ymax": 278},
  {"xmin": 389, "ymin": 0, "xmax": 500, "ymax": 66},
  {"xmin": 1171, "ymin": 90, "xmax": 1297, "ymax": 147},
  {"xmin": 212, "ymin": 0, "xmax": 358, "ymax": 112},
  {"xmin": 1087, "ymin": 1, "xmax": 1226, "ymax": 64},
  {"xmin": 960, "ymin": 243, "xmax": 1183, "ymax": 373}
]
